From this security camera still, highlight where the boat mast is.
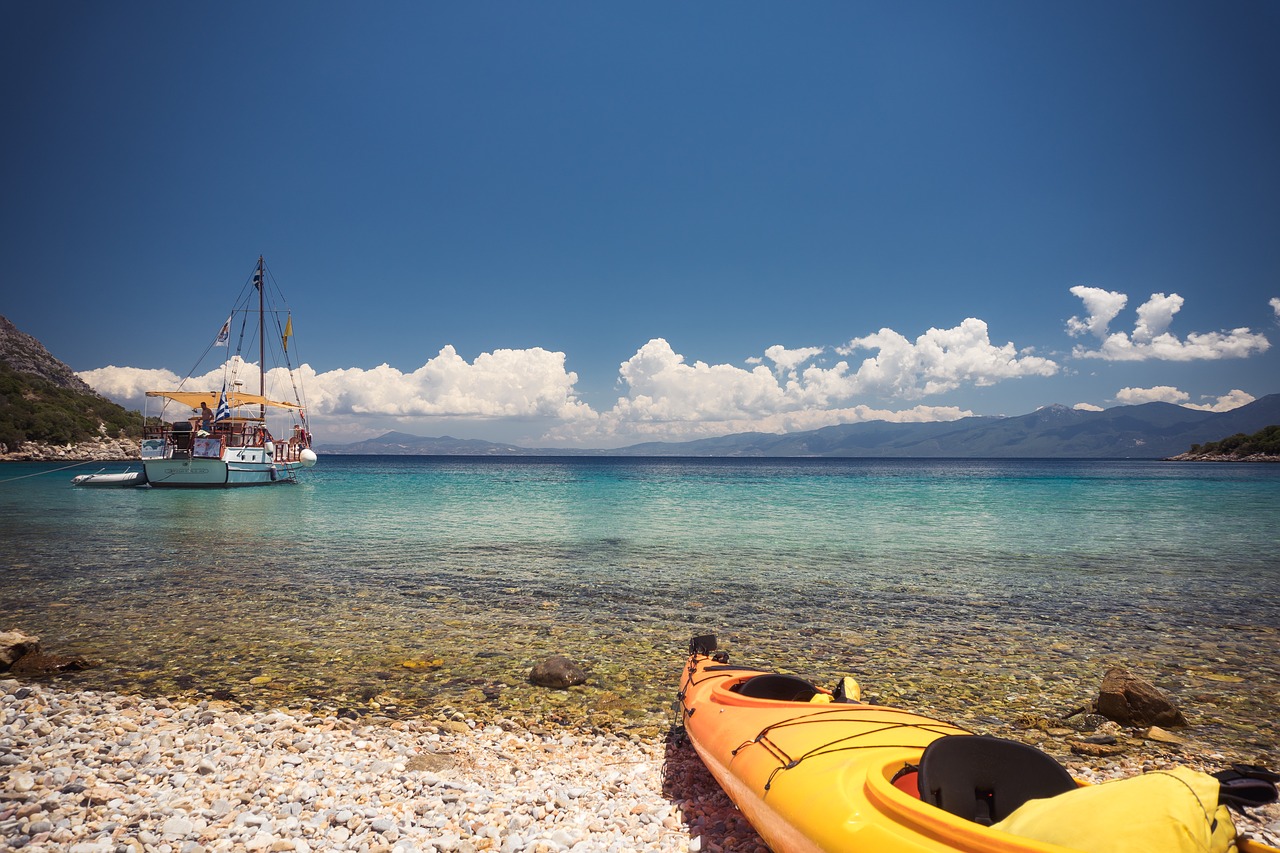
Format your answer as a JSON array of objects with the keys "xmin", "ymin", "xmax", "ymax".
[{"xmin": 257, "ymin": 255, "xmax": 266, "ymax": 422}]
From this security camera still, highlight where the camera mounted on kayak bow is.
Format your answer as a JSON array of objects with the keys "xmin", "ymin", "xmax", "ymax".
[{"xmin": 689, "ymin": 634, "xmax": 728, "ymax": 662}]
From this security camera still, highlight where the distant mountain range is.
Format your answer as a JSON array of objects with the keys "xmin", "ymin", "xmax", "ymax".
[
  {"xmin": 7, "ymin": 311, "xmax": 1275, "ymax": 460},
  {"xmin": 322, "ymin": 393, "xmax": 1280, "ymax": 459}
]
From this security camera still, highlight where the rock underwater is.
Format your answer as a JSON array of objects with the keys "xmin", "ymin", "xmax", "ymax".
[
  {"xmin": 1094, "ymin": 667, "xmax": 1188, "ymax": 728},
  {"xmin": 529, "ymin": 655, "xmax": 587, "ymax": 689}
]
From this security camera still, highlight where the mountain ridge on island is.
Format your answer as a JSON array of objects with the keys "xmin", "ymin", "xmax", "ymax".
[{"xmin": 322, "ymin": 394, "xmax": 1280, "ymax": 459}]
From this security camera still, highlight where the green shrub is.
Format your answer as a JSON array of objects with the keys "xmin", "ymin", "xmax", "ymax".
[
  {"xmin": 1192, "ymin": 424, "xmax": 1280, "ymax": 457},
  {"xmin": 0, "ymin": 364, "xmax": 144, "ymax": 446}
]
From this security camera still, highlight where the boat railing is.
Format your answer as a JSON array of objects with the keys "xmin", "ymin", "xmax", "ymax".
[
  {"xmin": 278, "ymin": 439, "xmax": 310, "ymax": 463},
  {"xmin": 143, "ymin": 420, "xmax": 310, "ymax": 462}
]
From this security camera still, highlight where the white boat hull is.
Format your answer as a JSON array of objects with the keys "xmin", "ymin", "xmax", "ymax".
[{"xmin": 143, "ymin": 458, "xmax": 301, "ymax": 488}]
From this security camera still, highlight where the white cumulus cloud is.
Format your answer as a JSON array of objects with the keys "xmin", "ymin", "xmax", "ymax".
[
  {"xmin": 77, "ymin": 365, "xmax": 184, "ymax": 411},
  {"xmin": 1072, "ymin": 402, "xmax": 1104, "ymax": 412},
  {"xmin": 1066, "ymin": 286, "xmax": 1128, "ymax": 338},
  {"xmin": 1115, "ymin": 385, "xmax": 1189, "ymax": 405},
  {"xmin": 1112, "ymin": 386, "xmax": 1254, "ymax": 412},
  {"xmin": 747, "ymin": 344, "xmax": 825, "ymax": 380},
  {"xmin": 304, "ymin": 346, "xmax": 592, "ymax": 420},
  {"xmin": 606, "ymin": 338, "xmax": 790, "ymax": 424},
  {"xmin": 1068, "ymin": 288, "xmax": 1270, "ymax": 361},
  {"xmin": 79, "ymin": 317, "xmax": 1059, "ymax": 447},
  {"xmin": 1132, "ymin": 292, "xmax": 1182, "ymax": 342},
  {"xmin": 78, "ymin": 356, "xmax": 295, "ymax": 414},
  {"xmin": 1271, "ymin": 297, "xmax": 1280, "ymax": 319},
  {"xmin": 82, "ymin": 347, "xmax": 594, "ymax": 424},
  {"xmin": 835, "ymin": 318, "xmax": 1058, "ymax": 397},
  {"xmin": 1185, "ymin": 389, "xmax": 1256, "ymax": 412},
  {"xmin": 553, "ymin": 389, "xmax": 973, "ymax": 444},
  {"xmin": 551, "ymin": 320, "xmax": 1052, "ymax": 444}
]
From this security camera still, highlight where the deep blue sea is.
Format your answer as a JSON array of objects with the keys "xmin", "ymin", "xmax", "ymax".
[{"xmin": 2, "ymin": 456, "xmax": 1277, "ymax": 758}]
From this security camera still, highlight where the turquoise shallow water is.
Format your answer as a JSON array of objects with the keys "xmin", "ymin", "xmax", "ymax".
[{"xmin": 1, "ymin": 456, "xmax": 1278, "ymax": 758}]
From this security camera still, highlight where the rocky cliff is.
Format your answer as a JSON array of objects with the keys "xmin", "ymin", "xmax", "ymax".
[
  {"xmin": 0, "ymin": 315, "xmax": 141, "ymax": 460},
  {"xmin": 0, "ymin": 315, "xmax": 97, "ymax": 393}
]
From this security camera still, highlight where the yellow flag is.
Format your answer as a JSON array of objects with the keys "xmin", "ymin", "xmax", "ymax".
[{"xmin": 283, "ymin": 315, "xmax": 293, "ymax": 352}]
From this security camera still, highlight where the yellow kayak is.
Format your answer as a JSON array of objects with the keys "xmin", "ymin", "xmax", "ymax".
[{"xmin": 677, "ymin": 636, "xmax": 1278, "ymax": 853}]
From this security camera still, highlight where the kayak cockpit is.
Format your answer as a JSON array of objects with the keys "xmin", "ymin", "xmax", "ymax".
[
  {"xmin": 915, "ymin": 734, "xmax": 1076, "ymax": 825},
  {"xmin": 731, "ymin": 673, "xmax": 829, "ymax": 702}
]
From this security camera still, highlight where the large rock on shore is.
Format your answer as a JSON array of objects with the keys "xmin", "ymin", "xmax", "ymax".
[
  {"xmin": 1166, "ymin": 451, "xmax": 1280, "ymax": 463},
  {"xmin": 1094, "ymin": 667, "xmax": 1187, "ymax": 727},
  {"xmin": 0, "ymin": 435, "xmax": 141, "ymax": 462},
  {"xmin": 1, "ymin": 629, "xmax": 95, "ymax": 676},
  {"xmin": 529, "ymin": 655, "xmax": 587, "ymax": 689},
  {"xmin": 0, "ymin": 630, "xmax": 41, "ymax": 670}
]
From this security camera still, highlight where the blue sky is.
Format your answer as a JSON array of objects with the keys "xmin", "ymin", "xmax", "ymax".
[{"xmin": 3, "ymin": 2, "xmax": 1278, "ymax": 447}]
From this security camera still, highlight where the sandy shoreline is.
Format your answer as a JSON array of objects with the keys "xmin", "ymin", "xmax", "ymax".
[{"xmin": 4, "ymin": 680, "xmax": 1279, "ymax": 852}]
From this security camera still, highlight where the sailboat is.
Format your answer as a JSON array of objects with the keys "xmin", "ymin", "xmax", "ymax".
[{"xmin": 139, "ymin": 256, "xmax": 318, "ymax": 487}]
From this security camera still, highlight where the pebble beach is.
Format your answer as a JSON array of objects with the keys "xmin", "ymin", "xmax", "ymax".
[
  {"xmin": 0, "ymin": 679, "xmax": 749, "ymax": 853},
  {"xmin": 4, "ymin": 680, "xmax": 1279, "ymax": 853}
]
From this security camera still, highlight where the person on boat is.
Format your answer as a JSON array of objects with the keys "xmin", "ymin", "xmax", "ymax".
[
  {"xmin": 289, "ymin": 425, "xmax": 305, "ymax": 458},
  {"xmin": 199, "ymin": 402, "xmax": 213, "ymax": 432}
]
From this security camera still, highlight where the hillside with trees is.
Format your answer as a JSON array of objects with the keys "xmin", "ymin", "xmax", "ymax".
[
  {"xmin": 0, "ymin": 363, "xmax": 142, "ymax": 451},
  {"xmin": 1174, "ymin": 425, "xmax": 1280, "ymax": 461},
  {"xmin": 0, "ymin": 315, "xmax": 143, "ymax": 457}
]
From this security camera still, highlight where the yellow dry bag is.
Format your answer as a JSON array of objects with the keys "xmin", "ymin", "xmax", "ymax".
[{"xmin": 992, "ymin": 766, "xmax": 1237, "ymax": 853}]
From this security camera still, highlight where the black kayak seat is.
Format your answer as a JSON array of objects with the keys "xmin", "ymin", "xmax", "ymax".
[
  {"xmin": 731, "ymin": 673, "xmax": 820, "ymax": 702},
  {"xmin": 918, "ymin": 734, "xmax": 1076, "ymax": 825}
]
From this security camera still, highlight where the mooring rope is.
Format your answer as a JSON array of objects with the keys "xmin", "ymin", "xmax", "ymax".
[{"xmin": 0, "ymin": 459, "xmax": 96, "ymax": 483}]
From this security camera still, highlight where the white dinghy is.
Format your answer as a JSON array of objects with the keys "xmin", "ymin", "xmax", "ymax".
[{"xmin": 71, "ymin": 470, "xmax": 148, "ymax": 488}]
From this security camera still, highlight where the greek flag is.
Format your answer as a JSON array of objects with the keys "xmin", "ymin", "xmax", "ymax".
[{"xmin": 214, "ymin": 385, "xmax": 231, "ymax": 422}]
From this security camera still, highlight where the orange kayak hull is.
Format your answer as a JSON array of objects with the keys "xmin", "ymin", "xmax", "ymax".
[{"xmin": 677, "ymin": 647, "xmax": 1279, "ymax": 853}]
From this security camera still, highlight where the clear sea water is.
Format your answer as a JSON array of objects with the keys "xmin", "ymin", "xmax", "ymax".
[{"xmin": 1, "ymin": 456, "xmax": 1277, "ymax": 760}]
